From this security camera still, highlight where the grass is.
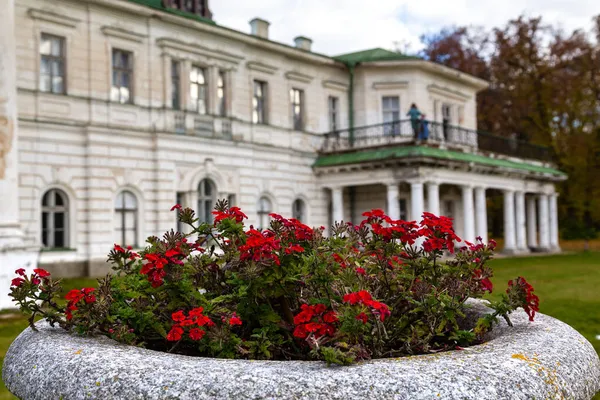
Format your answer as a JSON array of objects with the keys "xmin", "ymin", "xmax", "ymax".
[{"xmin": 1, "ymin": 254, "xmax": 599, "ymax": 399}]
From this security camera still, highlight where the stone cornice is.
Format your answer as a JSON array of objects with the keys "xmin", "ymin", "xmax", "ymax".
[
  {"xmin": 156, "ymin": 38, "xmax": 244, "ymax": 65},
  {"xmin": 427, "ymin": 84, "xmax": 471, "ymax": 102},
  {"xmin": 246, "ymin": 61, "xmax": 278, "ymax": 75},
  {"xmin": 285, "ymin": 71, "xmax": 313, "ymax": 83},
  {"xmin": 28, "ymin": 9, "xmax": 81, "ymax": 28},
  {"xmin": 372, "ymin": 81, "xmax": 409, "ymax": 90},
  {"xmin": 101, "ymin": 26, "xmax": 147, "ymax": 43},
  {"xmin": 322, "ymin": 80, "xmax": 348, "ymax": 91}
]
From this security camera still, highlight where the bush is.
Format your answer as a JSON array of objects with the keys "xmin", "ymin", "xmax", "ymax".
[{"xmin": 10, "ymin": 201, "xmax": 539, "ymax": 365}]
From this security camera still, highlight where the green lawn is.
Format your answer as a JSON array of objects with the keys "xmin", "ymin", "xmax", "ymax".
[{"xmin": 1, "ymin": 255, "xmax": 599, "ymax": 399}]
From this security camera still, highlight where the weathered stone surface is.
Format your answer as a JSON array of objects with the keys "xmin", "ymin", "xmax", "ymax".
[{"xmin": 3, "ymin": 299, "xmax": 600, "ymax": 399}]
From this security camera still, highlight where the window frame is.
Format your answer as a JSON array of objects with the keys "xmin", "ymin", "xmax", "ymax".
[
  {"xmin": 252, "ymin": 80, "xmax": 267, "ymax": 124},
  {"xmin": 328, "ymin": 96, "xmax": 338, "ymax": 132},
  {"xmin": 111, "ymin": 48, "xmax": 134, "ymax": 104},
  {"xmin": 39, "ymin": 33, "xmax": 66, "ymax": 95},
  {"xmin": 292, "ymin": 199, "xmax": 306, "ymax": 222},
  {"xmin": 382, "ymin": 95, "xmax": 400, "ymax": 135},
  {"xmin": 41, "ymin": 188, "xmax": 69, "ymax": 249},
  {"xmin": 114, "ymin": 190, "xmax": 138, "ymax": 247},
  {"xmin": 198, "ymin": 178, "xmax": 217, "ymax": 223},
  {"xmin": 257, "ymin": 196, "xmax": 273, "ymax": 230},
  {"xmin": 171, "ymin": 59, "xmax": 181, "ymax": 110},
  {"xmin": 290, "ymin": 88, "xmax": 305, "ymax": 131},
  {"xmin": 190, "ymin": 65, "xmax": 208, "ymax": 114},
  {"xmin": 217, "ymin": 70, "xmax": 227, "ymax": 117}
]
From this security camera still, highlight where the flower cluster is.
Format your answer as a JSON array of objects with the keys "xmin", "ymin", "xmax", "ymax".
[
  {"xmin": 293, "ymin": 303, "xmax": 338, "ymax": 339},
  {"xmin": 508, "ymin": 277, "xmax": 540, "ymax": 321},
  {"xmin": 9, "ymin": 202, "xmax": 540, "ymax": 365},
  {"xmin": 65, "ymin": 288, "xmax": 96, "ymax": 320},
  {"xmin": 167, "ymin": 307, "xmax": 215, "ymax": 341},
  {"xmin": 343, "ymin": 290, "xmax": 391, "ymax": 322}
]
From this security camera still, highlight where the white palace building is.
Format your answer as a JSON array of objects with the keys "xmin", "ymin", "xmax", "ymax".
[{"xmin": 0, "ymin": 0, "xmax": 565, "ymax": 307}]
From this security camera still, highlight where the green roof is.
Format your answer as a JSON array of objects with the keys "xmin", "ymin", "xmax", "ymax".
[
  {"xmin": 313, "ymin": 146, "xmax": 566, "ymax": 177},
  {"xmin": 334, "ymin": 48, "xmax": 420, "ymax": 65}
]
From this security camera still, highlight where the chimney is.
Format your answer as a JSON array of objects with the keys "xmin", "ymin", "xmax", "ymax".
[
  {"xmin": 294, "ymin": 36, "xmax": 312, "ymax": 51},
  {"xmin": 249, "ymin": 18, "xmax": 270, "ymax": 39}
]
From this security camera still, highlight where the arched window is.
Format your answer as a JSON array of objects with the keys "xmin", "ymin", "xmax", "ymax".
[
  {"xmin": 292, "ymin": 199, "xmax": 306, "ymax": 222},
  {"xmin": 41, "ymin": 189, "xmax": 69, "ymax": 248},
  {"xmin": 198, "ymin": 179, "xmax": 216, "ymax": 223},
  {"xmin": 257, "ymin": 196, "xmax": 272, "ymax": 229},
  {"xmin": 115, "ymin": 191, "xmax": 138, "ymax": 247}
]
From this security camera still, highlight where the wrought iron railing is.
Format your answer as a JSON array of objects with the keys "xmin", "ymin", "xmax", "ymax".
[{"xmin": 320, "ymin": 119, "xmax": 552, "ymax": 162}]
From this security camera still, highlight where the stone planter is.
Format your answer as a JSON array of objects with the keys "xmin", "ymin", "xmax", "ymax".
[{"xmin": 3, "ymin": 300, "xmax": 600, "ymax": 400}]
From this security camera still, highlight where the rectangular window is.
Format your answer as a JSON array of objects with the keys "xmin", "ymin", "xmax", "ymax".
[
  {"xmin": 217, "ymin": 70, "xmax": 226, "ymax": 116},
  {"xmin": 111, "ymin": 49, "xmax": 133, "ymax": 104},
  {"xmin": 442, "ymin": 103, "xmax": 452, "ymax": 123},
  {"xmin": 290, "ymin": 88, "xmax": 304, "ymax": 131},
  {"xmin": 176, "ymin": 192, "xmax": 184, "ymax": 232},
  {"xmin": 39, "ymin": 34, "xmax": 66, "ymax": 94},
  {"xmin": 171, "ymin": 60, "xmax": 181, "ymax": 110},
  {"xmin": 399, "ymin": 198, "xmax": 407, "ymax": 221},
  {"xmin": 328, "ymin": 96, "xmax": 338, "ymax": 132},
  {"xmin": 252, "ymin": 80, "xmax": 267, "ymax": 124},
  {"xmin": 382, "ymin": 96, "xmax": 400, "ymax": 135},
  {"xmin": 190, "ymin": 66, "xmax": 207, "ymax": 114}
]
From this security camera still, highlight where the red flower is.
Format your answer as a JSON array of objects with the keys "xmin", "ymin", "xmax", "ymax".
[
  {"xmin": 322, "ymin": 311, "xmax": 338, "ymax": 324},
  {"xmin": 229, "ymin": 313, "xmax": 242, "ymax": 326},
  {"xmin": 239, "ymin": 229, "xmax": 281, "ymax": 265},
  {"xmin": 355, "ymin": 267, "xmax": 366, "ymax": 275},
  {"xmin": 189, "ymin": 327, "xmax": 206, "ymax": 341},
  {"xmin": 474, "ymin": 269, "xmax": 493, "ymax": 293},
  {"xmin": 172, "ymin": 310, "xmax": 186, "ymax": 322},
  {"xmin": 166, "ymin": 325, "xmax": 184, "ymax": 341},
  {"xmin": 356, "ymin": 312, "xmax": 368, "ymax": 324},
  {"xmin": 284, "ymin": 244, "xmax": 305, "ymax": 255},
  {"xmin": 165, "ymin": 249, "xmax": 181, "ymax": 258},
  {"xmin": 170, "ymin": 204, "xmax": 182, "ymax": 212},
  {"xmin": 34, "ymin": 268, "xmax": 51, "ymax": 278},
  {"xmin": 15, "ymin": 268, "xmax": 26, "ymax": 276},
  {"xmin": 293, "ymin": 324, "xmax": 309, "ymax": 339},
  {"xmin": 114, "ymin": 244, "xmax": 126, "ymax": 253},
  {"xmin": 11, "ymin": 278, "xmax": 24, "ymax": 287},
  {"xmin": 508, "ymin": 277, "xmax": 540, "ymax": 322}
]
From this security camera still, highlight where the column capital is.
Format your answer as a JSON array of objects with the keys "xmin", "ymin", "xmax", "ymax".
[{"xmin": 407, "ymin": 179, "xmax": 425, "ymax": 186}]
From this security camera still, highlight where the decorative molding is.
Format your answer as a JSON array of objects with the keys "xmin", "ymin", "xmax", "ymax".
[
  {"xmin": 101, "ymin": 26, "xmax": 147, "ymax": 43},
  {"xmin": 246, "ymin": 61, "xmax": 278, "ymax": 75},
  {"xmin": 322, "ymin": 80, "xmax": 348, "ymax": 91},
  {"xmin": 156, "ymin": 38, "xmax": 244, "ymax": 65},
  {"xmin": 427, "ymin": 84, "xmax": 471, "ymax": 101},
  {"xmin": 285, "ymin": 71, "xmax": 313, "ymax": 83},
  {"xmin": 28, "ymin": 9, "xmax": 81, "ymax": 28},
  {"xmin": 372, "ymin": 81, "xmax": 409, "ymax": 90}
]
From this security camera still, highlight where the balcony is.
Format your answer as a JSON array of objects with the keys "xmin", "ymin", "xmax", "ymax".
[{"xmin": 320, "ymin": 119, "xmax": 552, "ymax": 162}]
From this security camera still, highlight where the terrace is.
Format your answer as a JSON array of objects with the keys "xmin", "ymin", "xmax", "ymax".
[{"xmin": 320, "ymin": 119, "xmax": 553, "ymax": 163}]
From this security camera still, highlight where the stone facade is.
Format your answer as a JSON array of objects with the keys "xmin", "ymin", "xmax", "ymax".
[{"xmin": 0, "ymin": 0, "xmax": 565, "ymax": 298}]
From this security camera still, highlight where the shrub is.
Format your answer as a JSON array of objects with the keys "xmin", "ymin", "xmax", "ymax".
[{"xmin": 10, "ymin": 201, "xmax": 539, "ymax": 365}]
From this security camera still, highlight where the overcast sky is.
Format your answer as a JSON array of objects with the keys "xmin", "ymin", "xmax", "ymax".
[{"xmin": 210, "ymin": 1, "xmax": 598, "ymax": 56}]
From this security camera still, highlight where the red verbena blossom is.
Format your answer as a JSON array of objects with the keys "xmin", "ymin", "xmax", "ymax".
[
  {"xmin": 212, "ymin": 206, "xmax": 248, "ymax": 224},
  {"xmin": 269, "ymin": 213, "xmax": 314, "ymax": 241},
  {"xmin": 355, "ymin": 267, "xmax": 366, "ymax": 275},
  {"xmin": 419, "ymin": 212, "xmax": 461, "ymax": 253},
  {"xmin": 11, "ymin": 278, "xmax": 25, "ymax": 287},
  {"xmin": 343, "ymin": 290, "xmax": 391, "ymax": 321},
  {"xmin": 229, "ymin": 313, "xmax": 243, "ymax": 326},
  {"xmin": 292, "ymin": 304, "xmax": 337, "ymax": 339},
  {"xmin": 188, "ymin": 327, "xmax": 206, "ymax": 341},
  {"xmin": 356, "ymin": 312, "xmax": 368, "ymax": 324},
  {"xmin": 239, "ymin": 229, "xmax": 282, "ymax": 265},
  {"xmin": 508, "ymin": 277, "xmax": 540, "ymax": 322},
  {"xmin": 473, "ymin": 269, "xmax": 493, "ymax": 293},
  {"xmin": 167, "ymin": 325, "xmax": 184, "ymax": 341},
  {"xmin": 170, "ymin": 204, "xmax": 182, "ymax": 212},
  {"xmin": 15, "ymin": 268, "xmax": 26, "ymax": 276},
  {"xmin": 167, "ymin": 308, "xmax": 214, "ymax": 341},
  {"xmin": 284, "ymin": 244, "xmax": 305, "ymax": 255},
  {"xmin": 64, "ymin": 288, "xmax": 96, "ymax": 320},
  {"xmin": 140, "ymin": 252, "xmax": 171, "ymax": 287}
]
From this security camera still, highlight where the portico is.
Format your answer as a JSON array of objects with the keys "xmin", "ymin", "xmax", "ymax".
[{"xmin": 314, "ymin": 147, "xmax": 565, "ymax": 253}]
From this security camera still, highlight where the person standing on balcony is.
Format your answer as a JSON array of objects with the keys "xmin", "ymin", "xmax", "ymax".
[
  {"xmin": 407, "ymin": 103, "xmax": 421, "ymax": 139},
  {"xmin": 418, "ymin": 114, "xmax": 429, "ymax": 142}
]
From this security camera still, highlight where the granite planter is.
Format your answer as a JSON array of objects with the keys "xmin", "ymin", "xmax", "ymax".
[{"xmin": 3, "ymin": 299, "xmax": 600, "ymax": 400}]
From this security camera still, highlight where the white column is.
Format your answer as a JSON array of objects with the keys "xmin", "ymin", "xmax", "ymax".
[
  {"xmin": 474, "ymin": 187, "xmax": 488, "ymax": 243},
  {"xmin": 538, "ymin": 194, "xmax": 550, "ymax": 250},
  {"xmin": 426, "ymin": 182, "xmax": 440, "ymax": 216},
  {"xmin": 503, "ymin": 190, "xmax": 517, "ymax": 252},
  {"xmin": 331, "ymin": 187, "xmax": 344, "ymax": 223},
  {"xmin": 526, "ymin": 196, "xmax": 538, "ymax": 248},
  {"xmin": 410, "ymin": 182, "xmax": 424, "ymax": 222},
  {"xmin": 0, "ymin": 0, "xmax": 39, "ymax": 309},
  {"xmin": 549, "ymin": 193, "xmax": 560, "ymax": 251},
  {"xmin": 462, "ymin": 185, "xmax": 475, "ymax": 243},
  {"xmin": 515, "ymin": 191, "xmax": 527, "ymax": 251},
  {"xmin": 386, "ymin": 184, "xmax": 400, "ymax": 221}
]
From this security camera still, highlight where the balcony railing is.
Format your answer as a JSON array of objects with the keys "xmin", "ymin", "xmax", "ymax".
[{"xmin": 321, "ymin": 119, "xmax": 552, "ymax": 162}]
